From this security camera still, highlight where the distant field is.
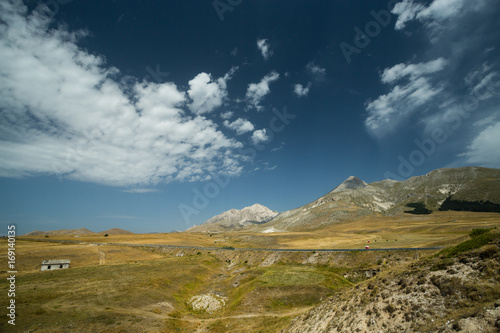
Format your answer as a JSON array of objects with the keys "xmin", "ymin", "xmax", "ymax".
[
  {"xmin": 274, "ymin": 211, "xmax": 500, "ymax": 249},
  {"xmin": 21, "ymin": 211, "xmax": 500, "ymax": 250}
]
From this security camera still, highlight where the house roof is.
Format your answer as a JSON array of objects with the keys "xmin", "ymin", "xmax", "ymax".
[{"xmin": 41, "ymin": 259, "xmax": 71, "ymax": 265}]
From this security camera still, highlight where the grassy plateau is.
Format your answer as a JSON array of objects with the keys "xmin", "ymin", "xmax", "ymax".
[{"xmin": 1, "ymin": 211, "xmax": 499, "ymax": 332}]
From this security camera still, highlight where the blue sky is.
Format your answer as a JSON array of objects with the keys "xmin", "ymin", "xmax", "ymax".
[{"xmin": 1, "ymin": 0, "xmax": 499, "ymax": 234}]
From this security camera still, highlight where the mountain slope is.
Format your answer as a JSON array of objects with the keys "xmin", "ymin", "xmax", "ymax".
[
  {"xmin": 186, "ymin": 203, "xmax": 279, "ymax": 232},
  {"xmin": 98, "ymin": 228, "xmax": 134, "ymax": 235},
  {"xmin": 23, "ymin": 228, "xmax": 97, "ymax": 236},
  {"xmin": 261, "ymin": 167, "xmax": 500, "ymax": 231}
]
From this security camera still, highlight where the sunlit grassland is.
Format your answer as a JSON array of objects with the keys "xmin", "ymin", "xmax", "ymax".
[
  {"xmin": 3, "ymin": 211, "xmax": 499, "ymax": 331},
  {"xmin": 0, "ymin": 240, "xmax": 354, "ymax": 332},
  {"xmin": 21, "ymin": 212, "xmax": 500, "ymax": 252}
]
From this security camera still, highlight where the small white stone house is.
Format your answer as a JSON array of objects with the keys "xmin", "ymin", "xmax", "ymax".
[{"xmin": 41, "ymin": 259, "xmax": 70, "ymax": 271}]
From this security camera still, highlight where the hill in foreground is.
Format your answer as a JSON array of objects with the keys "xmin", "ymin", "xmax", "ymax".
[{"xmin": 283, "ymin": 230, "xmax": 500, "ymax": 332}]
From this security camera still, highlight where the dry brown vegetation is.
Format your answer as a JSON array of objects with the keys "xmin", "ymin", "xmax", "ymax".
[
  {"xmin": 22, "ymin": 211, "xmax": 500, "ymax": 250},
  {"xmin": 0, "ymin": 239, "xmax": 359, "ymax": 332},
  {"xmin": 1, "ymin": 211, "xmax": 499, "ymax": 332}
]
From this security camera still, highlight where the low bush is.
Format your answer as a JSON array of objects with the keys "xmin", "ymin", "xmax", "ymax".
[{"xmin": 430, "ymin": 258, "xmax": 454, "ymax": 271}]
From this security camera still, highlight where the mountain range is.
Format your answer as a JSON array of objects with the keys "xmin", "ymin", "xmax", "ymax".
[
  {"xmin": 23, "ymin": 228, "xmax": 133, "ymax": 236},
  {"xmin": 188, "ymin": 167, "xmax": 500, "ymax": 232}
]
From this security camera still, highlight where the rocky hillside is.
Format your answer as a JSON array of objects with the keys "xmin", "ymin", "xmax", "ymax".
[
  {"xmin": 186, "ymin": 203, "xmax": 279, "ymax": 232},
  {"xmin": 260, "ymin": 167, "xmax": 500, "ymax": 231},
  {"xmin": 283, "ymin": 231, "xmax": 500, "ymax": 332}
]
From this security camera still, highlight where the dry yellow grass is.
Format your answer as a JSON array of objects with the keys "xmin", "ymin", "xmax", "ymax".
[
  {"xmin": 20, "ymin": 212, "xmax": 500, "ymax": 252},
  {"xmin": 273, "ymin": 211, "xmax": 500, "ymax": 249},
  {"xmin": 5, "ymin": 240, "xmax": 164, "ymax": 273},
  {"xmin": 0, "ymin": 239, "xmax": 355, "ymax": 332},
  {"xmin": 1, "ymin": 211, "xmax": 498, "ymax": 332},
  {"xmin": 22, "ymin": 231, "xmax": 228, "ymax": 247}
]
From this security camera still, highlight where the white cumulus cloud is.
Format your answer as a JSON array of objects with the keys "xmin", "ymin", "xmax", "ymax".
[
  {"xmin": 380, "ymin": 58, "xmax": 448, "ymax": 84},
  {"xmin": 251, "ymin": 129, "xmax": 269, "ymax": 145},
  {"xmin": 306, "ymin": 61, "xmax": 326, "ymax": 80},
  {"xmin": 223, "ymin": 118, "xmax": 255, "ymax": 135},
  {"xmin": 257, "ymin": 38, "xmax": 273, "ymax": 60},
  {"xmin": 392, "ymin": 0, "xmax": 426, "ymax": 30},
  {"xmin": 220, "ymin": 111, "xmax": 234, "ymax": 120},
  {"xmin": 375, "ymin": 0, "xmax": 500, "ymax": 170},
  {"xmin": 392, "ymin": 0, "xmax": 486, "ymax": 33},
  {"xmin": 0, "ymin": 0, "xmax": 244, "ymax": 186},
  {"xmin": 460, "ymin": 122, "xmax": 500, "ymax": 167},
  {"xmin": 293, "ymin": 83, "xmax": 311, "ymax": 97},
  {"xmin": 365, "ymin": 58, "xmax": 448, "ymax": 136},
  {"xmin": 245, "ymin": 71, "xmax": 280, "ymax": 111},
  {"xmin": 187, "ymin": 67, "xmax": 237, "ymax": 115}
]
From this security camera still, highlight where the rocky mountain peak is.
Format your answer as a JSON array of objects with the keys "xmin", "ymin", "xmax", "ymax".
[
  {"xmin": 331, "ymin": 176, "xmax": 368, "ymax": 193},
  {"xmin": 199, "ymin": 203, "xmax": 279, "ymax": 230}
]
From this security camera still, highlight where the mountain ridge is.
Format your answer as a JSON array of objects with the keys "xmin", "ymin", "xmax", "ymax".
[
  {"xmin": 255, "ymin": 166, "xmax": 500, "ymax": 232},
  {"xmin": 186, "ymin": 203, "xmax": 279, "ymax": 232}
]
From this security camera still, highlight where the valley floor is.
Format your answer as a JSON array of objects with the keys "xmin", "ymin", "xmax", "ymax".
[{"xmin": 1, "ymin": 211, "xmax": 499, "ymax": 332}]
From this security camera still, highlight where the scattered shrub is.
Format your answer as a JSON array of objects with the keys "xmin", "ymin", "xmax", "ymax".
[
  {"xmin": 441, "ymin": 231, "xmax": 498, "ymax": 257},
  {"xmin": 469, "ymin": 228, "xmax": 492, "ymax": 238},
  {"xmin": 430, "ymin": 258, "xmax": 454, "ymax": 271},
  {"xmin": 384, "ymin": 304, "xmax": 396, "ymax": 314}
]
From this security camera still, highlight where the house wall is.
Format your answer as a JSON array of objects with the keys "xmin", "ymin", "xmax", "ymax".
[{"xmin": 41, "ymin": 263, "xmax": 70, "ymax": 271}]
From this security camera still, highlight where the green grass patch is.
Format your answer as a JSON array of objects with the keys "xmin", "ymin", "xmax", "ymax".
[
  {"xmin": 258, "ymin": 267, "xmax": 326, "ymax": 286},
  {"xmin": 226, "ymin": 265, "xmax": 351, "ymax": 314},
  {"xmin": 440, "ymin": 231, "xmax": 499, "ymax": 257},
  {"xmin": 469, "ymin": 227, "xmax": 493, "ymax": 238}
]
